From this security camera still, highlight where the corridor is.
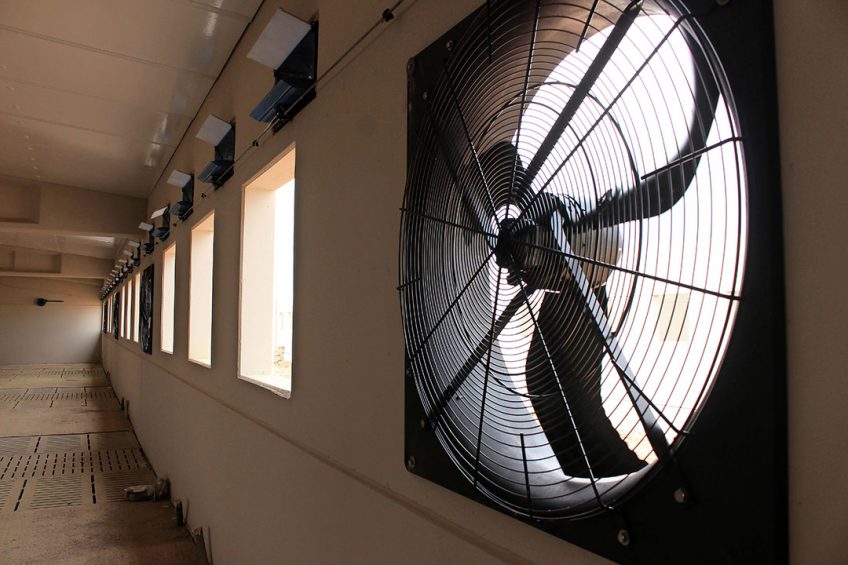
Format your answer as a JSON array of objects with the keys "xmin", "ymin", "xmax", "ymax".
[{"xmin": 0, "ymin": 364, "xmax": 195, "ymax": 564}]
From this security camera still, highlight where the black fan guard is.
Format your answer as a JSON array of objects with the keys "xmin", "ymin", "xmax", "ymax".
[{"xmin": 400, "ymin": 0, "xmax": 785, "ymax": 562}]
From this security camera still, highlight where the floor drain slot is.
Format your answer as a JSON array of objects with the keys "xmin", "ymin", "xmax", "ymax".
[{"xmin": 13, "ymin": 479, "xmax": 27, "ymax": 511}]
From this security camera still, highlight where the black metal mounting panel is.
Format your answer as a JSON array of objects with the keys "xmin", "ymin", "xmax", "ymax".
[{"xmin": 401, "ymin": 1, "xmax": 785, "ymax": 562}]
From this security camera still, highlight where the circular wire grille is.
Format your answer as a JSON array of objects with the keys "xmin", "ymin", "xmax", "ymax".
[{"xmin": 400, "ymin": 0, "xmax": 746, "ymax": 519}]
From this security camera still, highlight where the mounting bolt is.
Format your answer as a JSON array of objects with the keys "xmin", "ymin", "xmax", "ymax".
[
  {"xmin": 419, "ymin": 418, "xmax": 428, "ymax": 430},
  {"xmin": 422, "ymin": 90, "xmax": 429, "ymax": 100},
  {"xmin": 673, "ymin": 487, "xmax": 689, "ymax": 504},
  {"xmin": 406, "ymin": 59, "xmax": 416, "ymax": 75},
  {"xmin": 406, "ymin": 455, "xmax": 416, "ymax": 470},
  {"xmin": 446, "ymin": 39, "xmax": 454, "ymax": 51},
  {"xmin": 617, "ymin": 529, "xmax": 631, "ymax": 547}
]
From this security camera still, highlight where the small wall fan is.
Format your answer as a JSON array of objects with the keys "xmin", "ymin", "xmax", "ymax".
[
  {"xmin": 140, "ymin": 264, "xmax": 154, "ymax": 355},
  {"xmin": 400, "ymin": 0, "xmax": 785, "ymax": 561}
]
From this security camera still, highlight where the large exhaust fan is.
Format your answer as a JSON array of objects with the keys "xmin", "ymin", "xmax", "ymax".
[{"xmin": 399, "ymin": 0, "xmax": 785, "ymax": 561}]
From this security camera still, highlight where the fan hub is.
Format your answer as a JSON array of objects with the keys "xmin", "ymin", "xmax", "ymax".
[
  {"xmin": 494, "ymin": 209, "xmax": 622, "ymax": 290},
  {"xmin": 494, "ymin": 218, "xmax": 552, "ymax": 287}
]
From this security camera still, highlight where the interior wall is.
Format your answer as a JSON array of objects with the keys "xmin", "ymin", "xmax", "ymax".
[
  {"xmin": 101, "ymin": 0, "xmax": 848, "ymax": 563},
  {"xmin": 774, "ymin": 0, "xmax": 848, "ymax": 561},
  {"xmin": 0, "ymin": 174, "xmax": 147, "ymax": 237},
  {"xmin": 0, "ymin": 277, "xmax": 101, "ymax": 365}
]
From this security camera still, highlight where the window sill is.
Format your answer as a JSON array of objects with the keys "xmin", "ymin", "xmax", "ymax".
[
  {"xmin": 238, "ymin": 373, "xmax": 291, "ymax": 399},
  {"xmin": 189, "ymin": 357, "xmax": 212, "ymax": 368}
]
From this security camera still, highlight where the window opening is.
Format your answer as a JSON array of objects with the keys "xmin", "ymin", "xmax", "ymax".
[{"xmin": 189, "ymin": 213, "xmax": 215, "ymax": 366}]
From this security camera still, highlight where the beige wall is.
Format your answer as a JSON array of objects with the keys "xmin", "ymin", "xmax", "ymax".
[
  {"xmin": 0, "ymin": 245, "xmax": 113, "ymax": 279},
  {"xmin": 1, "ymin": 277, "xmax": 101, "ymax": 365},
  {"xmin": 101, "ymin": 0, "xmax": 848, "ymax": 563},
  {"xmin": 0, "ymin": 175, "xmax": 146, "ymax": 238},
  {"xmin": 775, "ymin": 0, "xmax": 848, "ymax": 561}
]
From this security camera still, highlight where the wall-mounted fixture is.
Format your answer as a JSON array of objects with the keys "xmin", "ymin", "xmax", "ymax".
[
  {"xmin": 127, "ymin": 240, "xmax": 141, "ymax": 266},
  {"xmin": 247, "ymin": 9, "xmax": 318, "ymax": 130},
  {"xmin": 117, "ymin": 258, "xmax": 132, "ymax": 279},
  {"xmin": 139, "ymin": 222, "xmax": 155, "ymax": 254},
  {"xmin": 150, "ymin": 206, "xmax": 171, "ymax": 241},
  {"xmin": 196, "ymin": 115, "xmax": 235, "ymax": 189},
  {"xmin": 123, "ymin": 247, "xmax": 141, "ymax": 270},
  {"xmin": 167, "ymin": 170, "xmax": 194, "ymax": 221},
  {"xmin": 35, "ymin": 298, "xmax": 64, "ymax": 307}
]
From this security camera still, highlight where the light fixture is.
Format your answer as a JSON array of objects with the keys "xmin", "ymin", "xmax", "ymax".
[
  {"xmin": 248, "ymin": 9, "xmax": 311, "ymax": 70},
  {"xmin": 247, "ymin": 9, "xmax": 317, "ymax": 127},
  {"xmin": 139, "ymin": 222, "xmax": 156, "ymax": 254},
  {"xmin": 196, "ymin": 115, "xmax": 232, "ymax": 146},
  {"xmin": 151, "ymin": 206, "xmax": 171, "ymax": 241},
  {"xmin": 168, "ymin": 169, "xmax": 195, "ymax": 221},
  {"xmin": 196, "ymin": 115, "xmax": 235, "ymax": 189},
  {"xmin": 126, "ymin": 244, "xmax": 141, "ymax": 266},
  {"xmin": 167, "ymin": 169, "xmax": 192, "ymax": 188}
]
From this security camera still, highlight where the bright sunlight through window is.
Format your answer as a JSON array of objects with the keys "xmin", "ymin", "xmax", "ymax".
[
  {"xmin": 189, "ymin": 213, "xmax": 215, "ymax": 367},
  {"xmin": 239, "ymin": 147, "xmax": 295, "ymax": 397},
  {"xmin": 161, "ymin": 243, "xmax": 176, "ymax": 354}
]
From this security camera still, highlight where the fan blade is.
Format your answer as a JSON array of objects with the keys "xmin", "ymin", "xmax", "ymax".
[
  {"xmin": 526, "ymin": 286, "xmax": 646, "ymax": 478},
  {"xmin": 578, "ymin": 25, "xmax": 722, "ymax": 229},
  {"xmin": 463, "ymin": 141, "xmax": 529, "ymax": 214},
  {"xmin": 550, "ymin": 210, "xmax": 671, "ymax": 458},
  {"xmin": 522, "ymin": 0, "xmax": 642, "ymax": 187},
  {"xmin": 428, "ymin": 292, "xmax": 525, "ymax": 426},
  {"xmin": 423, "ymin": 103, "xmax": 494, "ymax": 246}
]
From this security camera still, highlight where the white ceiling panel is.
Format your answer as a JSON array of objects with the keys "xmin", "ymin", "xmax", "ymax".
[
  {"xmin": 0, "ymin": 233, "xmax": 123, "ymax": 259},
  {"xmin": 0, "ymin": 78, "xmax": 191, "ymax": 148},
  {"xmin": 0, "ymin": 0, "xmax": 260, "ymax": 266},
  {"xmin": 0, "ymin": 0, "xmax": 252, "ymax": 77},
  {"xmin": 0, "ymin": 30, "xmax": 214, "ymax": 117},
  {"xmin": 0, "ymin": 114, "xmax": 170, "ymax": 195},
  {"xmin": 183, "ymin": 0, "xmax": 265, "ymax": 19}
]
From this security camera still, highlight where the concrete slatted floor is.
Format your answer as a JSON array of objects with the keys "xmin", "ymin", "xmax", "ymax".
[{"xmin": 0, "ymin": 364, "xmax": 196, "ymax": 564}]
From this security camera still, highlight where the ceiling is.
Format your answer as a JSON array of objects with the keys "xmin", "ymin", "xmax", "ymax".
[
  {"xmin": 0, "ymin": 232, "xmax": 124, "ymax": 260},
  {"xmin": 0, "ymin": 0, "xmax": 262, "ymax": 199},
  {"xmin": 0, "ymin": 0, "xmax": 263, "ymax": 281}
]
